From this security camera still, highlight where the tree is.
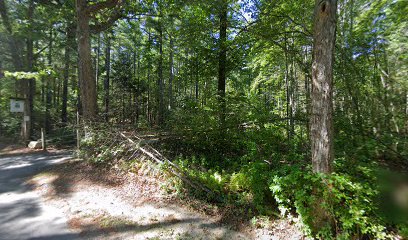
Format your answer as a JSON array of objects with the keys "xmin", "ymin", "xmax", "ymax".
[
  {"xmin": 104, "ymin": 32, "xmax": 111, "ymax": 122},
  {"xmin": 61, "ymin": 24, "xmax": 75, "ymax": 123},
  {"xmin": 76, "ymin": 0, "xmax": 97, "ymax": 120},
  {"xmin": 218, "ymin": 0, "xmax": 228, "ymax": 127},
  {"xmin": 310, "ymin": 0, "xmax": 338, "ymax": 174},
  {"xmin": 75, "ymin": 0, "xmax": 122, "ymax": 120},
  {"xmin": 157, "ymin": 18, "xmax": 164, "ymax": 125}
]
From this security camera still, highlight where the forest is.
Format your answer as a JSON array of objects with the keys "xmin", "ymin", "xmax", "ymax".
[{"xmin": 0, "ymin": 0, "xmax": 407, "ymax": 239}]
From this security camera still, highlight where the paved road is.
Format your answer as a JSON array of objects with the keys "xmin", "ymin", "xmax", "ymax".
[{"xmin": 0, "ymin": 150, "xmax": 79, "ymax": 240}]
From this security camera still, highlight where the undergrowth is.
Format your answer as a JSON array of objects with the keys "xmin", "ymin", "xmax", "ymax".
[{"xmin": 78, "ymin": 118, "xmax": 408, "ymax": 239}]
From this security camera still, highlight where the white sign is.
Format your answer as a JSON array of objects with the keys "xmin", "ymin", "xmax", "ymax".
[
  {"xmin": 10, "ymin": 99, "xmax": 24, "ymax": 113},
  {"xmin": 24, "ymin": 116, "xmax": 30, "ymax": 121}
]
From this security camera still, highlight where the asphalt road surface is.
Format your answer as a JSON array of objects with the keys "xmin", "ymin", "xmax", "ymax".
[{"xmin": 0, "ymin": 149, "xmax": 79, "ymax": 240}]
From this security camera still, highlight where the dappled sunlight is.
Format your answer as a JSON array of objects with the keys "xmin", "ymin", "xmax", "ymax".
[
  {"xmin": 3, "ymin": 162, "xmax": 33, "ymax": 169},
  {"xmin": 0, "ymin": 150, "xmax": 78, "ymax": 239},
  {"xmin": 23, "ymin": 155, "xmax": 250, "ymax": 239}
]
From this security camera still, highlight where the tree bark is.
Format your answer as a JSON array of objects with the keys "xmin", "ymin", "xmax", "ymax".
[
  {"xmin": 310, "ymin": 0, "xmax": 338, "ymax": 174},
  {"xmin": 76, "ymin": 0, "xmax": 98, "ymax": 120}
]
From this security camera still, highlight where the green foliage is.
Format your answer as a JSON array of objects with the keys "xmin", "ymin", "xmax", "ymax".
[
  {"xmin": 268, "ymin": 164, "xmax": 398, "ymax": 239},
  {"xmin": 0, "ymin": 75, "xmax": 22, "ymax": 137}
]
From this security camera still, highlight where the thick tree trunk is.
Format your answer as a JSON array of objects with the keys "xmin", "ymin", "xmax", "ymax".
[
  {"xmin": 310, "ymin": 0, "xmax": 338, "ymax": 173},
  {"xmin": 76, "ymin": 0, "xmax": 97, "ymax": 120}
]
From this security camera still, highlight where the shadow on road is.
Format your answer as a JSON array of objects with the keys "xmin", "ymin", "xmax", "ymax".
[
  {"xmin": 0, "ymin": 151, "xmax": 73, "ymax": 194},
  {"xmin": 28, "ymin": 217, "xmax": 202, "ymax": 240},
  {"xmin": 34, "ymin": 159, "xmax": 125, "ymax": 198},
  {"xmin": 0, "ymin": 149, "xmax": 78, "ymax": 239}
]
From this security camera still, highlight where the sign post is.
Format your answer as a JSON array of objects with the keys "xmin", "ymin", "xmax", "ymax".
[
  {"xmin": 10, "ymin": 98, "xmax": 29, "ymax": 142},
  {"xmin": 10, "ymin": 99, "xmax": 25, "ymax": 113}
]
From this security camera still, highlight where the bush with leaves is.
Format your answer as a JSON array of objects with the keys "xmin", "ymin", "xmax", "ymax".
[{"xmin": 268, "ymin": 162, "xmax": 406, "ymax": 239}]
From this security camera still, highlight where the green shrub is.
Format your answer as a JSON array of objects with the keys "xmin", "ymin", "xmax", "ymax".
[{"xmin": 269, "ymin": 165, "xmax": 391, "ymax": 239}]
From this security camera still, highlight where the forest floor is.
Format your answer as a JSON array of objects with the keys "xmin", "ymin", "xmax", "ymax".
[{"xmin": 0, "ymin": 142, "xmax": 305, "ymax": 240}]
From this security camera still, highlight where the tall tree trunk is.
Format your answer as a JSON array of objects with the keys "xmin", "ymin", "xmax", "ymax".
[
  {"xmin": 25, "ymin": 0, "xmax": 35, "ymax": 140},
  {"xmin": 218, "ymin": 0, "xmax": 227, "ymax": 126},
  {"xmin": 135, "ymin": 52, "xmax": 140, "ymax": 123},
  {"xmin": 95, "ymin": 33, "xmax": 101, "ymax": 89},
  {"xmin": 157, "ymin": 22, "xmax": 164, "ymax": 126},
  {"xmin": 147, "ymin": 30, "xmax": 152, "ymax": 125},
  {"xmin": 290, "ymin": 34, "xmax": 296, "ymax": 139},
  {"xmin": 310, "ymin": 0, "xmax": 338, "ymax": 173},
  {"xmin": 57, "ymin": 74, "xmax": 61, "ymax": 111},
  {"xmin": 104, "ymin": 33, "xmax": 111, "ymax": 122},
  {"xmin": 45, "ymin": 78, "xmax": 52, "ymax": 133},
  {"xmin": 284, "ymin": 34, "xmax": 292, "ymax": 141},
  {"xmin": 169, "ymin": 36, "xmax": 174, "ymax": 110},
  {"xmin": 76, "ymin": 0, "xmax": 97, "ymax": 120},
  {"xmin": 45, "ymin": 24, "xmax": 53, "ymax": 133},
  {"xmin": 49, "ymin": 28, "xmax": 57, "ymax": 109},
  {"xmin": 61, "ymin": 25, "xmax": 74, "ymax": 123},
  {"xmin": 304, "ymin": 47, "xmax": 311, "ymax": 140}
]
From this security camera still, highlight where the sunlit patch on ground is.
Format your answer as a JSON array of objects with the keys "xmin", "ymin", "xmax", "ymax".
[
  {"xmin": 27, "ymin": 160, "xmax": 251, "ymax": 239},
  {"xmin": 26, "ymin": 173, "xmax": 60, "ymax": 199}
]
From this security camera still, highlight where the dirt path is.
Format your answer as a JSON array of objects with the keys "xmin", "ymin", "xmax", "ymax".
[
  {"xmin": 28, "ymin": 158, "xmax": 253, "ymax": 240},
  {"xmin": 1, "ymin": 143, "xmax": 304, "ymax": 240}
]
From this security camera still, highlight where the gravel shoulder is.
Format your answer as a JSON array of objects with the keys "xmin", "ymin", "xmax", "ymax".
[
  {"xmin": 28, "ymin": 159, "xmax": 252, "ymax": 240},
  {"xmin": 2, "ymin": 143, "xmax": 304, "ymax": 240}
]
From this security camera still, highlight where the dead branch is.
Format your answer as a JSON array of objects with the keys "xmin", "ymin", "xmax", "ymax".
[{"xmin": 118, "ymin": 132, "xmax": 216, "ymax": 197}]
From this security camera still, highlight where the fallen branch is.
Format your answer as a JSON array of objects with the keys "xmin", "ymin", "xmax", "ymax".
[{"xmin": 118, "ymin": 132, "xmax": 217, "ymax": 198}]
